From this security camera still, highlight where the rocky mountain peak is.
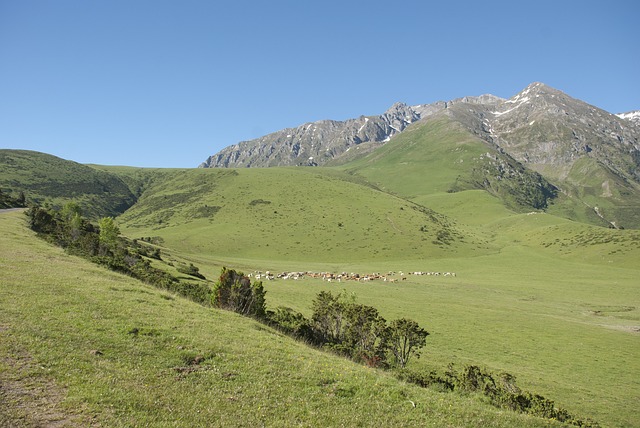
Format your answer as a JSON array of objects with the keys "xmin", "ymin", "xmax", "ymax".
[{"xmin": 200, "ymin": 83, "xmax": 638, "ymax": 180}]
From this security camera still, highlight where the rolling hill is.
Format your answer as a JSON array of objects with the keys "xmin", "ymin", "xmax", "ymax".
[
  {"xmin": 114, "ymin": 166, "xmax": 489, "ymax": 263},
  {"xmin": 0, "ymin": 149, "xmax": 137, "ymax": 218}
]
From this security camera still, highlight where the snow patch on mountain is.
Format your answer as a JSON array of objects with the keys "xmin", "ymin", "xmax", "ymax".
[{"xmin": 617, "ymin": 110, "xmax": 640, "ymax": 126}]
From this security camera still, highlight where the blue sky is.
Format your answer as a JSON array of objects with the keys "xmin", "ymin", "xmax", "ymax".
[{"xmin": 1, "ymin": 0, "xmax": 638, "ymax": 168}]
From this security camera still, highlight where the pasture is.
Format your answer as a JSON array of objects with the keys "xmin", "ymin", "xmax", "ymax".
[
  {"xmin": 111, "ymin": 165, "xmax": 640, "ymax": 427},
  {"xmin": 254, "ymin": 247, "xmax": 639, "ymax": 427},
  {"xmin": 3, "ymin": 149, "xmax": 637, "ymax": 426},
  {"xmin": 0, "ymin": 210, "xmax": 562, "ymax": 427}
]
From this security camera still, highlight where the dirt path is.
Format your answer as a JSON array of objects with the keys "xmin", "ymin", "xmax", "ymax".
[{"xmin": 0, "ymin": 208, "xmax": 26, "ymax": 214}]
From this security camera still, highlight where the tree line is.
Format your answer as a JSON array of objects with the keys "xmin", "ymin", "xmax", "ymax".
[
  {"xmin": 26, "ymin": 203, "xmax": 211, "ymax": 305},
  {"xmin": 213, "ymin": 270, "xmax": 428, "ymax": 369}
]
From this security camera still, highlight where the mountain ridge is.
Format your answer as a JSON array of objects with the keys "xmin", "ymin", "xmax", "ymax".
[
  {"xmin": 199, "ymin": 82, "xmax": 640, "ymax": 228},
  {"xmin": 198, "ymin": 95, "xmax": 505, "ymax": 169},
  {"xmin": 200, "ymin": 82, "xmax": 638, "ymax": 171}
]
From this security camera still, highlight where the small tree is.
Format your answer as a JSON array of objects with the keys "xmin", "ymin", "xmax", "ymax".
[
  {"xmin": 311, "ymin": 290, "xmax": 351, "ymax": 345},
  {"xmin": 176, "ymin": 263, "xmax": 206, "ymax": 279},
  {"xmin": 212, "ymin": 267, "xmax": 266, "ymax": 319},
  {"xmin": 343, "ymin": 303, "xmax": 387, "ymax": 365},
  {"xmin": 384, "ymin": 318, "xmax": 429, "ymax": 368},
  {"xmin": 26, "ymin": 206, "xmax": 56, "ymax": 234},
  {"xmin": 98, "ymin": 217, "xmax": 120, "ymax": 247},
  {"xmin": 60, "ymin": 201, "xmax": 82, "ymax": 221}
]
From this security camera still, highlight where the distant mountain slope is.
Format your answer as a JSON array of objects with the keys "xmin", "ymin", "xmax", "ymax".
[
  {"xmin": 343, "ymin": 114, "xmax": 559, "ymax": 214},
  {"xmin": 200, "ymin": 83, "xmax": 640, "ymax": 228},
  {"xmin": 453, "ymin": 83, "xmax": 640, "ymax": 228},
  {"xmin": 199, "ymin": 95, "xmax": 504, "ymax": 168},
  {"xmin": 0, "ymin": 149, "xmax": 137, "ymax": 218}
]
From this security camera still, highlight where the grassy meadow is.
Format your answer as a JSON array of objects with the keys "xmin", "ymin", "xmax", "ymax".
[
  {"xmin": 105, "ymin": 160, "xmax": 640, "ymax": 427},
  {"xmin": 1, "ymin": 130, "xmax": 639, "ymax": 426},
  {"xmin": 0, "ymin": 210, "xmax": 565, "ymax": 427}
]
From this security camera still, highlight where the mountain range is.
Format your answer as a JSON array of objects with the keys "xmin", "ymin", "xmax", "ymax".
[{"xmin": 200, "ymin": 83, "xmax": 640, "ymax": 229}]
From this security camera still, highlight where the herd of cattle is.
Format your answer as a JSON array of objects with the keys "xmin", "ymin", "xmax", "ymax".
[{"xmin": 249, "ymin": 270, "xmax": 456, "ymax": 283}]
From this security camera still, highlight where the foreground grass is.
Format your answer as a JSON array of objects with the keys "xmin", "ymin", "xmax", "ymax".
[{"xmin": 0, "ymin": 211, "xmax": 559, "ymax": 427}]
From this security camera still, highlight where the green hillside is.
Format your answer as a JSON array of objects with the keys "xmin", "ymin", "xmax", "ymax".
[
  {"xmin": 0, "ymin": 210, "xmax": 561, "ymax": 427},
  {"xmin": 0, "ymin": 150, "xmax": 136, "ymax": 218},
  {"xmin": 541, "ymin": 156, "xmax": 640, "ymax": 228},
  {"xmin": 2, "ymin": 144, "xmax": 639, "ymax": 426},
  {"xmin": 342, "ymin": 115, "xmax": 557, "ymax": 212},
  {"xmin": 115, "ymin": 166, "xmax": 488, "ymax": 263}
]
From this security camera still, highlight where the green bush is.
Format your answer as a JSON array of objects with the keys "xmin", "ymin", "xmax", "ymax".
[
  {"xmin": 267, "ymin": 307, "xmax": 313, "ymax": 340},
  {"xmin": 309, "ymin": 290, "xmax": 428, "ymax": 368},
  {"xmin": 212, "ymin": 267, "xmax": 266, "ymax": 319},
  {"xmin": 176, "ymin": 263, "xmax": 206, "ymax": 279},
  {"xmin": 436, "ymin": 364, "xmax": 600, "ymax": 427}
]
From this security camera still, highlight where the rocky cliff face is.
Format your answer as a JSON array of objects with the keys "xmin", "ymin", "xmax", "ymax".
[
  {"xmin": 200, "ymin": 84, "xmax": 638, "ymax": 174},
  {"xmin": 199, "ymin": 96, "xmax": 504, "ymax": 168}
]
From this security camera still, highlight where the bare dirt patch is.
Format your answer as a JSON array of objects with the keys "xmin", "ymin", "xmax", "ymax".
[
  {"xmin": 0, "ymin": 335, "xmax": 86, "ymax": 427},
  {"xmin": 599, "ymin": 324, "xmax": 640, "ymax": 334}
]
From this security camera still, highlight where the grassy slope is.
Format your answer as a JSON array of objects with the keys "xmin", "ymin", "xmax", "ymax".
[
  {"xmin": 100, "ymin": 123, "xmax": 640, "ymax": 426},
  {"xmin": 116, "ymin": 166, "xmax": 487, "ymax": 263},
  {"xmin": 342, "ymin": 115, "xmax": 484, "ymax": 197},
  {"xmin": 0, "ymin": 150, "xmax": 136, "ymax": 218},
  {"xmin": 545, "ymin": 157, "xmax": 640, "ymax": 228},
  {"xmin": 0, "ymin": 210, "xmax": 557, "ymax": 427}
]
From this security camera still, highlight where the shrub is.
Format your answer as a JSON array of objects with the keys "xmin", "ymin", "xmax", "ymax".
[
  {"xmin": 395, "ymin": 368, "xmax": 453, "ymax": 392},
  {"xmin": 267, "ymin": 307, "xmax": 313, "ymax": 341},
  {"xmin": 177, "ymin": 263, "xmax": 206, "ymax": 279},
  {"xmin": 383, "ymin": 318, "xmax": 429, "ymax": 368},
  {"xmin": 212, "ymin": 267, "xmax": 266, "ymax": 319},
  {"xmin": 310, "ymin": 291, "xmax": 428, "ymax": 368},
  {"xmin": 438, "ymin": 364, "xmax": 600, "ymax": 427}
]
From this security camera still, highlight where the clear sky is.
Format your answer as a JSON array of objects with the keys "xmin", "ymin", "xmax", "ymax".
[{"xmin": 1, "ymin": 0, "xmax": 638, "ymax": 168}]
